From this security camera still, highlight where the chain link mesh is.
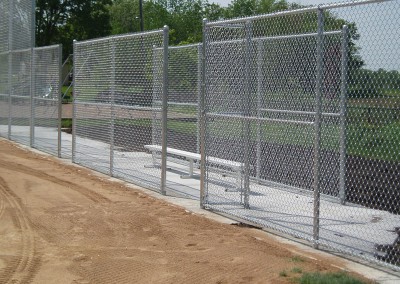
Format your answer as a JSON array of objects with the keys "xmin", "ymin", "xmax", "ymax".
[
  {"xmin": 0, "ymin": 51, "xmax": 8, "ymax": 137},
  {"xmin": 73, "ymin": 30, "xmax": 167, "ymax": 192},
  {"xmin": 152, "ymin": 44, "xmax": 202, "ymax": 198},
  {"xmin": 0, "ymin": 0, "xmax": 34, "ymax": 142},
  {"xmin": 32, "ymin": 45, "xmax": 62, "ymax": 156},
  {"xmin": 9, "ymin": 48, "xmax": 32, "ymax": 145},
  {"xmin": 203, "ymin": 0, "xmax": 400, "ymax": 271}
]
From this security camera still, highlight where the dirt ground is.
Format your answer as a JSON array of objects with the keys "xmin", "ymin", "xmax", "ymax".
[{"xmin": 0, "ymin": 139, "xmax": 372, "ymax": 284}]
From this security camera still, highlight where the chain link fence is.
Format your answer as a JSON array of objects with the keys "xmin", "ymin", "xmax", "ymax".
[
  {"xmin": 0, "ymin": 46, "xmax": 63, "ymax": 156},
  {"xmin": 202, "ymin": 0, "xmax": 400, "ymax": 271},
  {"xmin": 73, "ymin": 29, "xmax": 169, "ymax": 193},
  {"xmin": 0, "ymin": 0, "xmax": 34, "ymax": 140},
  {"xmin": 151, "ymin": 43, "xmax": 202, "ymax": 198},
  {"xmin": 32, "ymin": 45, "xmax": 62, "ymax": 156},
  {"xmin": 0, "ymin": 0, "xmax": 399, "ymax": 273},
  {"xmin": 0, "ymin": 1, "xmax": 64, "ymax": 156}
]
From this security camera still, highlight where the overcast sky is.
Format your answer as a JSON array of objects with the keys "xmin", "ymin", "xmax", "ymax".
[{"xmin": 210, "ymin": 0, "xmax": 399, "ymax": 71}]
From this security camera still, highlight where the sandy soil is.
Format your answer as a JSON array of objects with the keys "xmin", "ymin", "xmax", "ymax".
[{"xmin": 0, "ymin": 139, "xmax": 371, "ymax": 284}]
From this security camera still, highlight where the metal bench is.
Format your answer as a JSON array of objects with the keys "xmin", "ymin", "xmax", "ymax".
[{"xmin": 144, "ymin": 144, "xmax": 243, "ymax": 190}]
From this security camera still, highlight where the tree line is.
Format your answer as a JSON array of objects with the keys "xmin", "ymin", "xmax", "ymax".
[
  {"xmin": 35, "ymin": 0, "xmax": 322, "ymax": 58},
  {"xmin": 36, "ymin": 0, "xmax": 399, "ymax": 100}
]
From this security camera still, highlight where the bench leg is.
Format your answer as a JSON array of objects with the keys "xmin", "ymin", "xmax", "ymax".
[
  {"xmin": 236, "ymin": 169, "xmax": 242, "ymax": 191},
  {"xmin": 180, "ymin": 159, "xmax": 199, "ymax": 179},
  {"xmin": 144, "ymin": 151, "xmax": 161, "ymax": 168}
]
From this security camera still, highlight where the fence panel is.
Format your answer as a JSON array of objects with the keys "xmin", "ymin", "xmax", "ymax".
[
  {"xmin": 318, "ymin": 0, "xmax": 400, "ymax": 269},
  {"xmin": 0, "ymin": 52, "xmax": 8, "ymax": 137},
  {"xmin": 9, "ymin": 48, "xmax": 32, "ymax": 145},
  {"xmin": 32, "ymin": 45, "xmax": 62, "ymax": 156},
  {"xmin": 73, "ymin": 38, "xmax": 113, "ymax": 174},
  {"xmin": 203, "ymin": 0, "xmax": 400, "ymax": 271},
  {"xmin": 152, "ymin": 44, "xmax": 202, "ymax": 198},
  {"xmin": 0, "ymin": 0, "xmax": 34, "ymax": 141},
  {"xmin": 204, "ymin": 11, "xmax": 322, "ymax": 242},
  {"xmin": 0, "ymin": 0, "xmax": 10, "ymax": 53},
  {"xmin": 73, "ymin": 30, "xmax": 168, "ymax": 193},
  {"xmin": 10, "ymin": 0, "xmax": 34, "ymax": 50}
]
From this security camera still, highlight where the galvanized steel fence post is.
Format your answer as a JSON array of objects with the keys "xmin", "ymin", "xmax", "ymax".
[
  {"xmin": 160, "ymin": 25, "xmax": 169, "ymax": 195},
  {"xmin": 197, "ymin": 43, "xmax": 202, "ymax": 155},
  {"xmin": 339, "ymin": 25, "xmax": 349, "ymax": 205},
  {"xmin": 110, "ymin": 39, "xmax": 115, "ymax": 177},
  {"xmin": 313, "ymin": 7, "xmax": 324, "ymax": 249},
  {"xmin": 30, "ymin": 46, "xmax": 34, "ymax": 147},
  {"xmin": 72, "ymin": 40, "xmax": 77, "ymax": 163},
  {"xmin": 256, "ymin": 40, "xmax": 263, "ymax": 184},
  {"xmin": 243, "ymin": 20, "xmax": 252, "ymax": 209},
  {"xmin": 29, "ymin": 0, "xmax": 36, "ymax": 148},
  {"xmin": 58, "ymin": 44, "xmax": 63, "ymax": 158},
  {"xmin": 200, "ymin": 18, "xmax": 208, "ymax": 209},
  {"xmin": 7, "ymin": 0, "xmax": 13, "ymax": 140}
]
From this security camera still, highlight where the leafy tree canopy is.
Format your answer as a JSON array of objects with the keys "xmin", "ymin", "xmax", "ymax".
[{"xmin": 36, "ymin": 0, "xmax": 363, "ymax": 70}]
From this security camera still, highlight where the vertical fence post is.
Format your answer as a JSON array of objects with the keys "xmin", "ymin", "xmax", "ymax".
[
  {"xmin": 72, "ymin": 40, "xmax": 77, "ymax": 163},
  {"xmin": 313, "ymin": 7, "xmax": 324, "ymax": 249},
  {"xmin": 339, "ymin": 25, "xmax": 349, "ymax": 205},
  {"xmin": 151, "ymin": 45, "xmax": 157, "ymax": 148},
  {"xmin": 243, "ymin": 20, "xmax": 252, "ymax": 209},
  {"xmin": 196, "ymin": 43, "xmax": 202, "ymax": 155},
  {"xmin": 31, "ymin": 0, "xmax": 35, "ymax": 47},
  {"xmin": 8, "ymin": 0, "xmax": 13, "ymax": 140},
  {"xmin": 256, "ymin": 40, "xmax": 263, "ymax": 183},
  {"xmin": 160, "ymin": 25, "xmax": 169, "ymax": 196},
  {"xmin": 200, "ymin": 19, "xmax": 208, "ymax": 209},
  {"xmin": 58, "ymin": 44, "xmax": 63, "ymax": 158},
  {"xmin": 30, "ymin": 0, "xmax": 35, "ymax": 148},
  {"xmin": 30, "ymin": 47, "xmax": 34, "ymax": 147},
  {"xmin": 110, "ymin": 38, "xmax": 115, "ymax": 177}
]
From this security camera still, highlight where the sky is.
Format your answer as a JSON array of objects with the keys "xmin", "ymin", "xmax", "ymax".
[{"xmin": 211, "ymin": 0, "xmax": 399, "ymax": 71}]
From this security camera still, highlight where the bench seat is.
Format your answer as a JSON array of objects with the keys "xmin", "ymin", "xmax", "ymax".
[{"xmin": 144, "ymin": 144, "xmax": 243, "ymax": 190}]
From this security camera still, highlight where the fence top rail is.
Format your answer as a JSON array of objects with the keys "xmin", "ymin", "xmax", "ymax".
[
  {"xmin": 6, "ymin": 47, "xmax": 32, "ymax": 54},
  {"xmin": 206, "ymin": 30, "xmax": 342, "ymax": 46},
  {"xmin": 74, "ymin": 29, "xmax": 164, "ymax": 46},
  {"xmin": 0, "ymin": 44, "xmax": 62, "ymax": 55},
  {"xmin": 260, "ymin": 108, "xmax": 340, "ymax": 117},
  {"xmin": 169, "ymin": 43, "xmax": 202, "ymax": 49},
  {"xmin": 74, "ymin": 100, "xmax": 161, "ymax": 112},
  {"xmin": 206, "ymin": 112, "xmax": 315, "ymax": 125},
  {"xmin": 152, "ymin": 43, "xmax": 202, "ymax": 51},
  {"xmin": 34, "ymin": 44, "xmax": 62, "ymax": 51},
  {"xmin": 206, "ymin": 0, "xmax": 389, "ymax": 26}
]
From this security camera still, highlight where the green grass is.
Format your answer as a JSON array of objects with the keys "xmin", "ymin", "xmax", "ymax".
[
  {"xmin": 61, "ymin": 118, "xmax": 72, "ymax": 128},
  {"xmin": 279, "ymin": 270, "xmax": 288, "ymax": 277},
  {"xmin": 291, "ymin": 256, "xmax": 305, "ymax": 263},
  {"xmin": 75, "ymin": 118, "xmax": 197, "ymax": 135},
  {"xmin": 291, "ymin": 267, "xmax": 303, "ymax": 274},
  {"xmin": 296, "ymin": 272, "xmax": 367, "ymax": 284},
  {"xmin": 61, "ymin": 86, "xmax": 73, "ymax": 103}
]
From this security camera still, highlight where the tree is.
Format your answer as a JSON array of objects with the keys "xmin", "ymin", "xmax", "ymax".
[
  {"xmin": 36, "ymin": 0, "xmax": 112, "ymax": 59},
  {"xmin": 110, "ymin": 0, "xmax": 223, "ymax": 45},
  {"xmin": 110, "ymin": 0, "xmax": 141, "ymax": 34},
  {"xmin": 35, "ymin": 0, "xmax": 68, "ymax": 47}
]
